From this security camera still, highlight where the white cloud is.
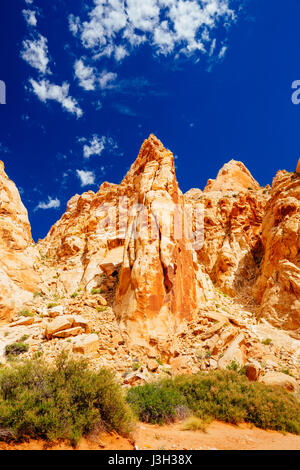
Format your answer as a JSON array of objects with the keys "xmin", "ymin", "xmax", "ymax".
[
  {"xmin": 23, "ymin": 9, "xmax": 37, "ymax": 27},
  {"xmin": 69, "ymin": 0, "xmax": 236, "ymax": 62},
  {"xmin": 74, "ymin": 59, "xmax": 118, "ymax": 92},
  {"xmin": 29, "ymin": 79, "xmax": 83, "ymax": 118},
  {"xmin": 81, "ymin": 134, "xmax": 118, "ymax": 158},
  {"xmin": 35, "ymin": 197, "xmax": 60, "ymax": 211},
  {"xmin": 99, "ymin": 71, "xmax": 117, "ymax": 89},
  {"xmin": 74, "ymin": 58, "xmax": 97, "ymax": 90},
  {"xmin": 21, "ymin": 34, "xmax": 50, "ymax": 74},
  {"xmin": 218, "ymin": 45, "xmax": 227, "ymax": 59},
  {"xmin": 76, "ymin": 169, "xmax": 96, "ymax": 186},
  {"xmin": 83, "ymin": 135, "xmax": 106, "ymax": 158}
]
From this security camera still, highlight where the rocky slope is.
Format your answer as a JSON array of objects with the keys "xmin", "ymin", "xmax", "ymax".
[
  {"xmin": 0, "ymin": 135, "xmax": 299, "ymax": 388},
  {"xmin": 0, "ymin": 162, "xmax": 41, "ymax": 320}
]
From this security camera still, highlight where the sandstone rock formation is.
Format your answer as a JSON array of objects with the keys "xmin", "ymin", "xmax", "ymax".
[
  {"xmin": 114, "ymin": 135, "xmax": 199, "ymax": 349},
  {"xmin": 254, "ymin": 170, "xmax": 300, "ymax": 333},
  {"xmin": 185, "ymin": 161, "xmax": 269, "ymax": 296},
  {"xmin": 0, "ymin": 136, "xmax": 299, "ymax": 387},
  {"xmin": 204, "ymin": 160, "xmax": 260, "ymax": 193},
  {"xmin": 0, "ymin": 161, "xmax": 40, "ymax": 320}
]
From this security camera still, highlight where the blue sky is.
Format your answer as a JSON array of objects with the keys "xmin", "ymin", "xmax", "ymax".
[{"xmin": 1, "ymin": 0, "xmax": 300, "ymax": 241}]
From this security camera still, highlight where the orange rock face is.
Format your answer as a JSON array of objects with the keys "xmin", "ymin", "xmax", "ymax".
[
  {"xmin": 186, "ymin": 161, "xmax": 269, "ymax": 296},
  {"xmin": 1, "ymin": 135, "xmax": 300, "ymax": 356},
  {"xmin": 203, "ymin": 160, "xmax": 260, "ymax": 193},
  {"xmin": 0, "ymin": 161, "xmax": 40, "ymax": 319},
  {"xmin": 254, "ymin": 170, "xmax": 300, "ymax": 332},
  {"xmin": 115, "ymin": 135, "xmax": 198, "ymax": 348}
]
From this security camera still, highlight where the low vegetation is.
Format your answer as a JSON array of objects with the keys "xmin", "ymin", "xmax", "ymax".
[
  {"xmin": 0, "ymin": 354, "xmax": 133, "ymax": 445},
  {"xmin": 47, "ymin": 303, "xmax": 59, "ymax": 309},
  {"xmin": 181, "ymin": 416, "xmax": 212, "ymax": 432},
  {"xmin": 1, "ymin": 360, "xmax": 300, "ymax": 446},
  {"xmin": 18, "ymin": 310, "xmax": 34, "ymax": 318},
  {"xmin": 91, "ymin": 288, "xmax": 103, "ymax": 295},
  {"xmin": 5, "ymin": 342, "xmax": 29, "ymax": 357},
  {"xmin": 127, "ymin": 370, "xmax": 300, "ymax": 434}
]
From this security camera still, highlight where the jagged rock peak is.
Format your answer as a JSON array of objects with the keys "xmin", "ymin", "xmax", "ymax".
[
  {"xmin": 204, "ymin": 159, "xmax": 260, "ymax": 193},
  {"xmin": 0, "ymin": 160, "xmax": 32, "ymax": 248},
  {"xmin": 0, "ymin": 160, "xmax": 40, "ymax": 319},
  {"xmin": 121, "ymin": 134, "xmax": 180, "ymax": 202}
]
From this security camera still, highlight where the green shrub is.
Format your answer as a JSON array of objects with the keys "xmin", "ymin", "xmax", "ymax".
[
  {"xmin": 0, "ymin": 354, "xmax": 133, "ymax": 445},
  {"xmin": 19, "ymin": 335, "xmax": 29, "ymax": 342},
  {"xmin": 181, "ymin": 416, "xmax": 212, "ymax": 432},
  {"xmin": 5, "ymin": 342, "xmax": 29, "ymax": 357},
  {"xmin": 47, "ymin": 303, "xmax": 59, "ymax": 309},
  {"xmin": 127, "ymin": 370, "xmax": 300, "ymax": 434},
  {"xmin": 71, "ymin": 292, "xmax": 78, "ymax": 298},
  {"xmin": 126, "ymin": 380, "xmax": 187, "ymax": 424},
  {"xmin": 262, "ymin": 338, "xmax": 272, "ymax": 346},
  {"xmin": 91, "ymin": 288, "xmax": 103, "ymax": 295},
  {"xmin": 96, "ymin": 306, "xmax": 108, "ymax": 312},
  {"xmin": 18, "ymin": 310, "xmax": 34, "ymax": 318},
  {"xmin": 226, "ymin": 360, "xmax": 246, "ymax": 375},
  {"xmin": 33, "ymin": 292, "xmax": 43, "ymax": 299}
]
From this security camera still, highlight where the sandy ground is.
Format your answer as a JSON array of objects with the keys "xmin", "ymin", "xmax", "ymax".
[
  {"xmin": 133, "ymin": 421, "xmax": 300, "ymax": 450},
  {"xmin": 1, "ymin": 421, "xmax": 300, "ymax": 450}
]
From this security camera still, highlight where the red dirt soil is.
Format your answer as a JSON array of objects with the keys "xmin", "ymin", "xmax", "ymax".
[{"xmin": 1, "ymin": 421, "xmax": 300, "ymax": 450}]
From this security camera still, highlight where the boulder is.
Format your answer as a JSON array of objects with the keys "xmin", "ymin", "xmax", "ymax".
[
  {"xmin": 218, "ymin": 333, "xmax": 246, "ymax": 369},
  {"xmin": 69, "ymin": 315, "xmax": 91, "ymax": 333},
  {"xmin": 245, "ymin": 362, "xmax": 261, "ymax": 381},
  {"xmin": 9, "ymin": 317, "xmax": 34, "ymax": 327},
  {"xmin": 72, "ymin": 334, "xmax": 99, "ymax": 354},
  {"xmin": 52, "ymin": 327, "xmax": 84, "ymax": 339},
  {"xmin": 48, "ymin": 305, "xmax": 64, "ymax": 318},
  {"xmin": 259, "ymin": 371, "xmax": 298, "ymax": 392},
  {"xmin": 170, "ymin": 356, "xmax": 192, "ymax": 375},
  {"xmin": 123, "ymin": 370, "xmax": 148, "ymax": 385},
  {"xmin": 45, "ymin": 317, "xmax": 73, "ymax": 339},
  {"xmin": 146, "ymin": 359, "xmax": 159, "ymax": 372}
]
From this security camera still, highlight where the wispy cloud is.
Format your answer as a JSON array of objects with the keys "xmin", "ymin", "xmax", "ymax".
[
  {"xmin": 23, "ymin": 9, "xmax": 37, "ymax": 27},
  {"xmin": 29, "ymin": 79, "xmax": 83, "ymax": 118},
  {"xmin": 69, "ymin": 0, "xmax": 236, "ymax": 63},
  {"xmin": 35, "ymin": 196, "xmax": 60, "ymax": 211},
  {"xmin": 76, "ymin": 169, "xmax": 96, "ymax": 187},
  {"xmin": 74, "ymin": 58, "xmax": 97, "ymax": 91},
  {"xmin": 113, "ymin": 103, "xmax": 138, "ymax": 116},
  {"xmin": 80, "ymin": 134, "xmax": 117, "ymax": 159},
  {"xmin": 21, "ymin": 34, "xmax": 50, "ymax": 74},
  {"xmin": 99, "ymin": 71, "xmax": 118, "ymax": 90}
]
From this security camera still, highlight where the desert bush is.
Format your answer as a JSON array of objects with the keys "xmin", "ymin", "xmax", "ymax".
[
  {"xmin": 47, "ymin": 303, "xmax": 59, "ymax": 309},
  {"xmin": 181, "ymin": 416, "xmax": 212, "ymax": 432},
  {"xmin": 91, "ymin": 288, "xmax": 102, "ymax": 295},
  {"xmin": 127, "ymin": 370, "xmax": 300, "ymax": 434},
  {"xmin": 0, "ymin": 353, "xmax": 134, "ymax": 445},
  {"xmin": 18, "ymin": 310, "xmax": 34, "ymax": 317},
  {"xmin": 126, "ymin": 380, "xmax": 186, "ymax": 424},
  {"xmin": 5, "ymin": 342, "xmax": 29, "ymax": 357}
]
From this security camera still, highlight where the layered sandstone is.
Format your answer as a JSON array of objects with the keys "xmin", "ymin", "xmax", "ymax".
[
  {"xmin": 254, "ymin": 170, "xmax": 300, "ymax": 333},
  {"xmin": 114, "ymin": 135, "xmax": 199, "ymax": 349},
  {"xmin": 0, "ymin": 161, "xmax": 40, "ymax": 319},
  {"xmin": 185, "ymin": 161, "xmax": 270, "ymax": 296},
  {"xmin": 0, "ymin": 138, "xmax": 300, "ymax": 386}
]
